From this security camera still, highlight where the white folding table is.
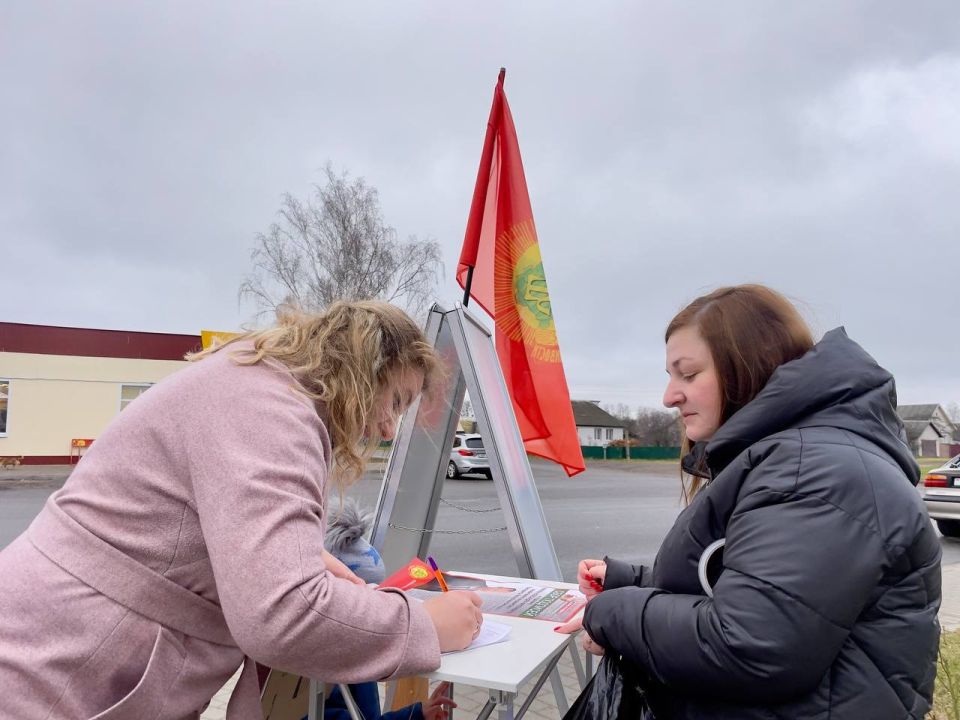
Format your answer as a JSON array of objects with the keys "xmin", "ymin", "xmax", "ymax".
[
  {"xmin": 309, "ymin": 574, "xmax": 588, "ymax": 720},
  {"xmin": 422, "ymin": 611, "xmax": 579, "ymax": 719}
]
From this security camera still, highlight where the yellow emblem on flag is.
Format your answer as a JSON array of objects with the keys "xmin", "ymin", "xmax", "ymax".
[{"xmin": 494, "ymin": 220, "xmax": 560, "ymax": 363}]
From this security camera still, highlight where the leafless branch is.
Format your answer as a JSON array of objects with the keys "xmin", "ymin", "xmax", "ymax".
[{"xmin": 239, "ymin": 164, "xmax": 443, "ymax": 320}]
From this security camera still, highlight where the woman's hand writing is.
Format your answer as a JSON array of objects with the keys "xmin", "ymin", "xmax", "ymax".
[{"xmin": 423, "ymin": 591, "xmax": 484, "ymax": 652}]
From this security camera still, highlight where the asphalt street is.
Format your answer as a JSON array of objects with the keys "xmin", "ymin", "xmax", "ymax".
[
  {"xmin": 0, "ymin": 459, "xmax": 681, "ymax": 578},
  {"xmin": 3, "ymin": 459, "xmax": 959, "ymax": 578},
  {"xmin": 356, "ymin": 458, "xmax": 686, "ymax": 582}
]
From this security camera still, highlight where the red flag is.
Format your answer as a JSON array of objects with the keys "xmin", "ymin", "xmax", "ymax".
[{"xmin": 458, "ymin": 70, "xmax": 585, "ymax": 477}]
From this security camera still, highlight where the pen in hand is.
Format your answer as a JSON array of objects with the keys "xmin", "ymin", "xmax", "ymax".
[{"xmin": 427, "ymin": 556, "xmax": 450, "ymax": 592}]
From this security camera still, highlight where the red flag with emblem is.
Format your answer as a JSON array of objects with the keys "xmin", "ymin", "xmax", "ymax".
[{"xmin": 457, "ymin": 70, "xmax": 585, "ymax": 477}]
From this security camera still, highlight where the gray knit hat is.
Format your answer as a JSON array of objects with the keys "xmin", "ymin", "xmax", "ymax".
[{"xmin": 324, "ymin": 498, "xmax": 386, "ymax": 585}]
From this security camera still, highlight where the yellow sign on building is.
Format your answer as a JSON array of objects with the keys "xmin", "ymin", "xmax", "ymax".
[{"xmin": 200, "ymin": 330, "xmax": 241, "ymax": 349}]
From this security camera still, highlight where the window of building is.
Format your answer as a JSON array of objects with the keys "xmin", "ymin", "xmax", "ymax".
[
  {"xmin": 606, "ymin": 428, "xmax": 614, "ymax": 440},
  {"xmin": 594, "ymin": 427, "xmax": 602, "ymax": 440},
  {"xmin": 0, "ymin": 379, "xmax": 8, "ymax": 435},
  {"xmin": 120, "ymin": 384, "xmax": 152, "ymax": 411}
]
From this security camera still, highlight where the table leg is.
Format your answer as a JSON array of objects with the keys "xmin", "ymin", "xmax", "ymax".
[
  {"xmin": 515, "ymin": 647, "xmax": 565, "ymax": 720},
  {"xmin": 494, "ymin": 690, "xmax": 515, "ymax": 720},
  {"xmin": 307, "ymin": 680, "xmax": 325, "ymax": 720},
  {"xmin": 476, "ymin": 698, "xmax": 497, "ymax": 720},
  {"xmin": 337, "ymin": 684, "xmax": 364, "ymax": 720},
  {"xmin": 568, "ymin": 641, "xmax": 587, "ymax": 690},
  {"xmin": 549, "ymin": 667, "xmax": 569, "ymax": 714}
]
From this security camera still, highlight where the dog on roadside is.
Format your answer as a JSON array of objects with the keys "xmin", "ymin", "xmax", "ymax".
[{"xmin": 0, "ymin": 455, "xmax": 23, "ymax": 468}]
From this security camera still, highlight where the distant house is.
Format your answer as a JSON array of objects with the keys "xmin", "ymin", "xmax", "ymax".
[
  {"xmin": 897, "ymin": 404, "xmax": 958, "ymax": 458},
  {"xmin": 458, "ymin": 401, "xmax": 626, "ymax": 448},
  {"xmin": 571, "ymin": 400, "xmax": 626, "ymax": 447}
]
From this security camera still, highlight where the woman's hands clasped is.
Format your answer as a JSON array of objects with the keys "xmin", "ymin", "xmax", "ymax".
[{"xmin": 422, "ymin": 591, "xmax": 484, "ymax": 652}]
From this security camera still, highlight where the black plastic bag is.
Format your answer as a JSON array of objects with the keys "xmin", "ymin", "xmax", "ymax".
[{"xmin": 562, "ymin": 653, "xmax": 651, "ymax": 720}]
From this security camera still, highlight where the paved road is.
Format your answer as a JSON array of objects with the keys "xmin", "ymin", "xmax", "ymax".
[
  {"xmin": 0, "ymin": 460, "xmax": 681, "ymax": 578},
  {"xmin": 4, "ymin": 460, "xmax": 960, "ymax": 577},
  {"xmin": 364, "ymin": 458, "xmax": 685, "ymax": 582},
  {"xmin": 0, "ymin": 466, "xmax": 80, "ymax": 548}
]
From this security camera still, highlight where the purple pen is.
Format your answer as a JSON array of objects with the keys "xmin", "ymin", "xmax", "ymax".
[{"xmin": 427, "ymin": 556, "xmax": 449, "ymax": 592}]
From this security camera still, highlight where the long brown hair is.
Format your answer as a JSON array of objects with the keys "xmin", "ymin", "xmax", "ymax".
[
  {"xmin": 188, "ymin": 300, "xmax": 442, "ymax": 490},
  {"xmin": 666, "ymin": 284, "xmax": 814, "ymax": 501}
]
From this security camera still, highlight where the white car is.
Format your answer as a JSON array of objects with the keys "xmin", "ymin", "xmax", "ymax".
[
  {"xmin": 448, "ymin": 433, "xmax": 491, "ymax": 479},
  {"xmin": 921, "ymin": 454, "xmax": 960, "ymax": 537}
]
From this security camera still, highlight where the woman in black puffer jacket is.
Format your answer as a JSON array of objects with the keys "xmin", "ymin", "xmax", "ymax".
[{"xmin": 563, "ymin": 284, "xmax": 941, "ymax": 719}]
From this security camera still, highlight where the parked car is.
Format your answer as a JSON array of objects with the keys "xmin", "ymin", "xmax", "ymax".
[
  {"xmin": 921, "ymin": 454, "xmax": 960, "ymax": 537},
  {"xmin": 448, "ymin": 433, "xmax": 491, "ymax": 479}
]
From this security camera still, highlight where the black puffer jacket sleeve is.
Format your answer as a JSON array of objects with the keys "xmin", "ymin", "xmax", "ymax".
[
  {"xmin": 602, "ymin": 556, "xmax": 652, "ymax": 590},
  {"xmin": 583, "ymin": 443, "xmax": 889, "ymax": 703}
]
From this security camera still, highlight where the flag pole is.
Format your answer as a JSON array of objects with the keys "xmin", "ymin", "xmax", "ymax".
[
  {"xmin": 461, "ymin": 68, "xmax": 506, "ymax": 308},
  {"xmin": 462, "ymin": 267, "xmax": 474, "ymax": 306}
]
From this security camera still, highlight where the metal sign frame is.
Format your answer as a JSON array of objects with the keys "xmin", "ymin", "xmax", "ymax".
[{"xmin": 371, "ymin": 303, "xmax": 562, "ymax": 581}]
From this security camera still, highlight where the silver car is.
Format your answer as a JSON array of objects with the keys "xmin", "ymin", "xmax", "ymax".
[
  {"xmin": 448, "ymin": 433, "xmax": 491, "ymax": 479},
  {"xmin": 921, "ymin": 454, "xmax": 960, "ymax": 537}
]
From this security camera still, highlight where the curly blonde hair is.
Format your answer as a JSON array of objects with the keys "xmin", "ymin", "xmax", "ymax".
[{"xmin": 188, "ymin": 300, "xmax": 442, "ymax": 489}]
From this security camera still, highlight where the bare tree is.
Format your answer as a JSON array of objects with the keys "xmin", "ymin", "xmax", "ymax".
[
  {"xmin": 240, "ymin": 165, "xmax": 443, "ymax": 320},
  {"xmin": 603, "ymin": 403, "xmax": 638, "ymax": 440},
  {"xmin": 634, "ymin": 407, "xmax": 682, "ymax": 447},
  {"xmin": 604, "ymin": 403, "xmax": 632, "ymax": 421},
  {"xmin": 947, "ymin": 401, "xmax": 960, "ymax": 425}
]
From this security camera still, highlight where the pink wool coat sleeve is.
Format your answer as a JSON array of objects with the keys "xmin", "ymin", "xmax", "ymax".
[{"xmin": 182, "ymin": 354, "xmax": 439, "ymax": 677}]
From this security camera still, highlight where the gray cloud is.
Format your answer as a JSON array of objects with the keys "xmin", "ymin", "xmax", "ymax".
[{"xmin": 2, "ymin": 2, "xmax": 958, "ymax": 410}]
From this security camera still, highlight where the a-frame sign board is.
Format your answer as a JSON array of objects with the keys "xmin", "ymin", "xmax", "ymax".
[
  {"xmin": 306, "ymin": 305, "xmax": 577, "ymax": 720},
  {"xmin": 371, "ymin": 303, "xmax": 562, "ymax": 582}
]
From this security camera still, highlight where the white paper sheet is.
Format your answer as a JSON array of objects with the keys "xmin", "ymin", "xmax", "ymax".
[{"xmin": 443, "ymin": 619, "xmax": 512, "ymax": 654}]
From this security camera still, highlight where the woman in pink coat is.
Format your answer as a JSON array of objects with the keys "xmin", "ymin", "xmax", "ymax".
[{"xmin": 0, "ymin": 300, "xmax": 482, "ymax": 720}]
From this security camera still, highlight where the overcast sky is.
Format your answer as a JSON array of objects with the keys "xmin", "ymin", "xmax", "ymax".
[{"xmin": 2, "ymin": 3, "xmax": 958, "ymax": 412}]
